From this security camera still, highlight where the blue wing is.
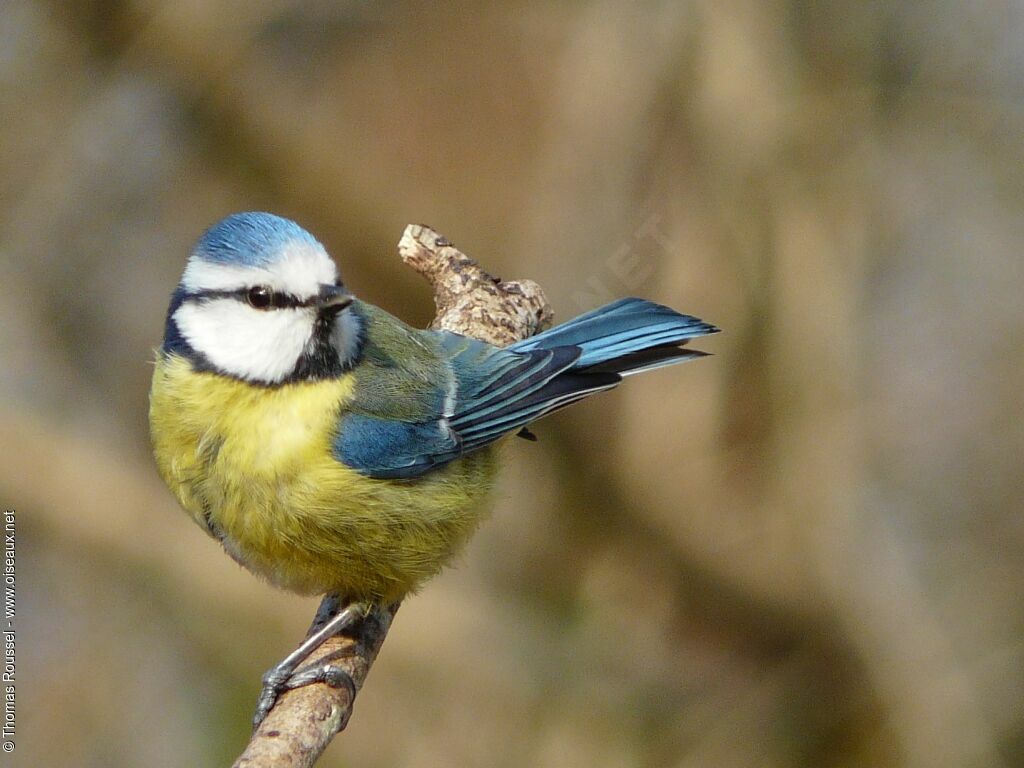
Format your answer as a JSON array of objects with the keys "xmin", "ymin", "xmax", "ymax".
[{"xmin": 334, "ymin": 298, "xmax": 717, "ymax": 479}]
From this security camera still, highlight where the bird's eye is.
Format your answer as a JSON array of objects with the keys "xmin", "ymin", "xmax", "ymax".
[{"xmin": 246, "ymin": 285, "xmax": 273, "ymax": 309}]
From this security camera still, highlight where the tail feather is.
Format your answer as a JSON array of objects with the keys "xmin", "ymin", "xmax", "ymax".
[
  {"xmin": 508, "ymin": 297, "xmax": 718, "ymax": 373},
  {"xmin": 586, "ymin": 346, "xmax": 710, "ymax": 377},
  {"xmin": 447, "ymin": 297, "xmax": 716, "ymax": 459}
]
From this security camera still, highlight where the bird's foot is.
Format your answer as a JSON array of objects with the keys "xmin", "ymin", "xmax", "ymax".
[
  {"xmin": 253, "ymin": 661, "xmax": 357, "ymax": 729},
  {"xmin": 251, "ymin": 599, "xmax": 370, "ymax": 730}
]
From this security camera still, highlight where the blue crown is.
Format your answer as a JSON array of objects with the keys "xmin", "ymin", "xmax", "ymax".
[{"xmin": 193, "ymin": 212, "xmax": 321, "ymax": 266}]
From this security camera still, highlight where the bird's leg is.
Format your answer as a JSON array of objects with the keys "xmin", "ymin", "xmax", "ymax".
[{"xmin": 253, "ymin": 595, "xmax": 370, "ymax": 730}]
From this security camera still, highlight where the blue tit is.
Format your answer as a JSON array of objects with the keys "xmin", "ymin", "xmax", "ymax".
[{"xmin": 149, "ymin": 211, "xmax": 717, "ymax": 721}]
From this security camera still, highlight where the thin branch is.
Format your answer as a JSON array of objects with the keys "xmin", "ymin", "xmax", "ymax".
[
  {"xmin": 398, "ymin": 224, "xmax": 553, "ymax": 344},
  {"xmin": 232, "ymin": 225, "xmax": 553, "ymax": 767}
]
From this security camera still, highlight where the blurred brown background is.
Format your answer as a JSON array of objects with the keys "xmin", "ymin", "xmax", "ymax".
[{"xmin": 2, "ymin": 1, "xmax": 1022, "ymax": 766}]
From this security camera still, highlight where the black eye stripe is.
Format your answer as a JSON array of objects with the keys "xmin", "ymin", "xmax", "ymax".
[{"xmin": 188, "ymin": 287, "xmax": 316, "ymax": 309}]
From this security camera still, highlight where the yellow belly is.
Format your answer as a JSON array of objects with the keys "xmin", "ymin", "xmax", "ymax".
[{"xmin": 149, "ymin": 354, "xmax": 497, "ymax": 603}]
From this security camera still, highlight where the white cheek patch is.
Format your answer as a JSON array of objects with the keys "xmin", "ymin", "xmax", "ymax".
[
  {"xmin": 174, "ymin": 299, "xmax": 314, "ymax": 383},
  {"xmin": 181, "ymin": 242, "xmax": 338, "ymax": 298}
]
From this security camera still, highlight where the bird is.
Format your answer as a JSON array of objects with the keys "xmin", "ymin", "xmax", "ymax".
[{"xmin": 149, "ymin": 211, "xmax": 718, "ymax": 725}]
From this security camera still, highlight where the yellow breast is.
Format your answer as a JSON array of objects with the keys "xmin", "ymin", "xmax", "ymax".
[{"xmin": 149, "ymin": 354, "xmax": 497, "ymax": 602}]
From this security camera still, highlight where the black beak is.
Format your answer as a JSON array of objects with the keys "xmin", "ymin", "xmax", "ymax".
[{"xmin": 317, "ymin": 283, "xmax": 353, "ymax": 315}]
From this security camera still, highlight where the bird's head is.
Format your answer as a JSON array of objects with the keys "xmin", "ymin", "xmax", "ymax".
[{"xmin": 165, "ymin": 212, "xmax": 362, "ymax": 385}]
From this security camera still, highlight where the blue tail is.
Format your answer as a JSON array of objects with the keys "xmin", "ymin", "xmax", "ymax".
[{"xmin": 508, "ymin": 297, "xmax": 718, "ymax": 376}]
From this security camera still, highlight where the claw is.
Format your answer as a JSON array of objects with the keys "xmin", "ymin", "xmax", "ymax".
[{"xmin": 252, "ymin": 685, "xmax": 281, "ymax": 730}]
